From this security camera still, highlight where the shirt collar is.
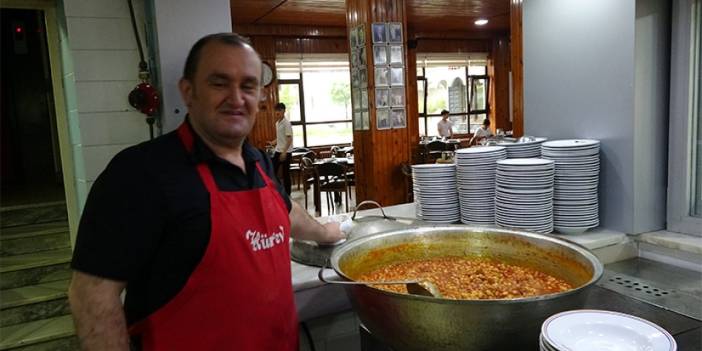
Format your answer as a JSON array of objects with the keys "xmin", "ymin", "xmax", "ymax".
[{"xmin": 184, "ymin": 118, "xmax": 261, "ymax": 165}]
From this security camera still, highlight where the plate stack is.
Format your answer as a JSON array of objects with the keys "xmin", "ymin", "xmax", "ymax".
[
  {"xmin": 540, "ymin": 310, "xmax": 677, "ymax": 351},
  {"xmin": 494, "ymin": 159, "xmax": 554, "ymax": 234},
  {"xmin": 541, "ymin": 140, "xmax": 600, "ymax": 235},
  {"xmin": 411, "ymin": 164, "xmax": 459, "ymax": 223},
  {"xmin": 454, "ymin": 146, "xmax": 507, "ymax": 224},
  {"xmin": 497, "ymin": 137, "xmax": 547, "ymax": 158}
]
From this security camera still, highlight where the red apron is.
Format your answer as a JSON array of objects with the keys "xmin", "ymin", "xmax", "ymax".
[{"xmin": 128, "ymin": 123, "xmax": 298, "ymax": 350}]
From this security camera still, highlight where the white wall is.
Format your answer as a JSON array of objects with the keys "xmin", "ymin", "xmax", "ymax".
[
  {"xmin": 523, "ymin": 0, "xmax": 669, "ymax": 234},
  {"xmin": 60, "ymin": 0, "xmax": 151, "ymax": 211},
  {"xmin": 151, "ymin": 0, "xmax": 232, "ymax": 133}
]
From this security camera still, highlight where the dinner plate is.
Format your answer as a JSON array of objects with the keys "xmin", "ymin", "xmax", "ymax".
[
  {"xmin": 541, "ymin": 139, "xmax": 600, "ymax": 148},
  {"xmin": 542, "ymin": 309, "xmax": 676, "ymax": 351}
]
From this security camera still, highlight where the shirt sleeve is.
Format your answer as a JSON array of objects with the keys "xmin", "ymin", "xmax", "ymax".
[
  {"xmin": 284, "ymin": 119, "xmax": 293, "ymax": 137},
  {"xmin": 71, "ymin": 147, "xmax": 166, "ymax": 281}
]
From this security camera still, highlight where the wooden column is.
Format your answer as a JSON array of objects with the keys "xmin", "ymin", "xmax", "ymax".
[
  {"xmin": 248, "ymin": 36, "xmax": 279, "ymax": 149},
  {"xmin": 489, "ymin": 37, "xmax": 512, "ymax": 132},
  {"xmin": 347, "ymin": 0, "xmax": 413, "ymax": 205},
  {"xmin": 510, "ymin": 0, "xmax": 524, "ymax": 137}
]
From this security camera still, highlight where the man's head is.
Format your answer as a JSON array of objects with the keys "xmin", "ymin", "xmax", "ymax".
[
  {"xmin": 179, "ymin": 33, "xmax": 262, "ymax": 148},
  {"xmin": 274, "ymin": 102, "xmax": 286, "ymax": 121},
  {"xmin": 441, "ymin": 109, "xmax": 450, "ymax": 120},
  {"xmin": 483, "ymin": 118, "xmax": 491, "ymax": 128}
]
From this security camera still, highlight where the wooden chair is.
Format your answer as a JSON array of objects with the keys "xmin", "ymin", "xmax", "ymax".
[
  {"xmin": 293, "ymin": 151, "xmax": 316, "ymax": 190},
  {"xmin": 316, "ymin": 162, "xmax": 349, "ymax": 213},
  {"xmin": 300, "ymin": 157, "xmax": 317, "ymax": 210}
]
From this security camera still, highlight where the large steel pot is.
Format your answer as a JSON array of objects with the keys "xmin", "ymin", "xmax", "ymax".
[{"xmin": 329, "ymin": 225, "xmax": 603, "ymax": 351}]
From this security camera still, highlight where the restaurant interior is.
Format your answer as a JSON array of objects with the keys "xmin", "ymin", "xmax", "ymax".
[{"xmin": 0, "ymin": 0, "xmax": 700, "ymax": 350}]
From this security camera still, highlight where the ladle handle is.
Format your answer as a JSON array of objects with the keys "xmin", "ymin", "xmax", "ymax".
[
  {"xmin": 351, "ymin": 200, "xmax": 395, "ymax": 221},
  {"xmin": 318, "ymin": 260, "xmax": 416, "ymax": 286}
]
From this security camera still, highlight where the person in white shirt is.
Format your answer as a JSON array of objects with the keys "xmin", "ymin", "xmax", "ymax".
[
  {"xmin": 270, "ymin": 102, "xmax": 293, "ymax": 195},
  {"xmin": 470, "ymin": 118, "xmax": 493, "ymax": 146},
  {"xmin": 437, "ymin": 109, "xmax": 453, "ymax": 138}
]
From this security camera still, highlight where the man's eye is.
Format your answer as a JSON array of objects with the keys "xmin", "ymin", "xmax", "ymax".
[{"xmin": 210, "ymin": 81, "xmax": 227, "ymax": 87}]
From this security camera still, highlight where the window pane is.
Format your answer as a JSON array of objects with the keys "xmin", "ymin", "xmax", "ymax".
[
  {"xmin": 425, "ymin": 66, "xmax": 467, "ymax": 114},
  {"xmin": 277, "ymin": 71, "xmax": 300, "ymax": 80},
  {"xmin": 469, "ymin": 113, "xmax": 487, "ymax": 133},
  {"xmin": 292, "ymin": 125, "xmax": 304, "ymax": 149},
  {"xmin": 278, "ymin": 83, "xmax": 302, "ymax": 122},
  {"xmin": 302, "ymin": 70, "xmax": 352, "ymax": 122},
  {"xmin": 306, "ymin": 123, "xmax": 353, "ymax": 147},
  {"xmin": 427, "ymin": 116, "xmax": 443, "ymax": 137},
  {"xmin": 417, "ymin": 79, "xmax": 425, "ymax": 114},
  {"xmin": 468, "ymin": 65, "xmax": 487, "ymax": 75},
  {"xmin": 419, "ymin": 117, "xmax": 426, "ymax": 136},
  {"xmin": 470, "ymin": 78, "xmax": 488, "ymax": 111},
  {"xmin": 450, "ymin": 115, "xmax": 469, "ymax": 134}
]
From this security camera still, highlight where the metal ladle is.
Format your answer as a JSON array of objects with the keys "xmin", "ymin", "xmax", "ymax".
[{"xmin": 317, "ymin": 262, "xmax": 442, "ymax": 298}]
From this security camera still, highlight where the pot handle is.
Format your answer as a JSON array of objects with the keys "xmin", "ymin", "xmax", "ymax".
[
  {"xmin": 317, "ymin": 260, "xmax": 334, "ymax": 284},
  {"xmin": 351, "ymin": 200, "xmax": 395, "ymax": 221}
]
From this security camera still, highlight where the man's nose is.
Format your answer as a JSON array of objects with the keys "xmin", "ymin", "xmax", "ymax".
[{"xmin": 227, "ymin": 86, "xmax": 245, "ymax": 106}]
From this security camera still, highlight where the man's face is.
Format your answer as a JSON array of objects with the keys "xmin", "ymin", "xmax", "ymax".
[
  {"xmin": 275, "ymin": 108, "xmax": 285, "ymax": 120},
  {"xmin": 179, "ymin": 41, "xmax": 261, "ymax": 145},
  {"xmin": 442, "ymin": 114, "xmax": 449, "ymax": 121}
]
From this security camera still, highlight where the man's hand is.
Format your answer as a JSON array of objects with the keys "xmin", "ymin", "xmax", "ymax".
[{"xmin": 289, "ymin": 202, "xmax": 346, "ymax": 243}]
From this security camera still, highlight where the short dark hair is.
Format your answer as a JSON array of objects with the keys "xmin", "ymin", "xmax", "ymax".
[
  {"xmin": 274, "ymin": 103, "xmax": 286, "ymax": 111},
  {"xmin": 183, "ymin": 32, "xmax": 254, "ymax": 81},
  {"xmin": 483, "ymin": 118, "xmax": 491, "ymax": 126},
  {"xmin": 441, "ymin": 109, "xmax": 450, "ymax": 115}
]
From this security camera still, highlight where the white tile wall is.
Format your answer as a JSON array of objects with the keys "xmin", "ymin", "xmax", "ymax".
[
  {"xmin": 79, "ymin": 111, "xmax": 151, "ymax": 146},
  {"xmin": 73, "ymin": 50, "xmax": 140, "ymax": 81},
  {"xmin": 82, "ymin": 144, "xmax": 132, "ymax": 181},
  {"xmin": 75, "ymin": 80, "xmax": 138, "ymax": 113},
  {"xmin": 66, "ymin": 17, "xmax": 137, "ymax": 50}
]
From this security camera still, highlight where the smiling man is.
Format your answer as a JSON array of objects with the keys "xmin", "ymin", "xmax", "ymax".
[{"xmin": 68, "ymin": 33, "xmax": 344, "ymax": 351}]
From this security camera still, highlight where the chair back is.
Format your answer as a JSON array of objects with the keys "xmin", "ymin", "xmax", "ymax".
[
  {"xmin": 426, "ymin": 140, "xmax": 447, "ymax": 152},
  {"xmin": 316, "ymin": 162, "xmax": 346, "ymax": 179},
  {"xmin": 302, "ymin": 150, "xmax": 316, "ymax": 161}
]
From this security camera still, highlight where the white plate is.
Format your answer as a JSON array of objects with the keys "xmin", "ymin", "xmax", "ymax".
[
  {"xmin": 542, "ymin": 309, "xmax": 676, "ymax": 351},
  {"xmin": 542, "ymin": 139, "xmax": 600, "ymax": 148},
  {"xmin": 497, "ymin": 158, "xmax": 555, "ymax": 167}
]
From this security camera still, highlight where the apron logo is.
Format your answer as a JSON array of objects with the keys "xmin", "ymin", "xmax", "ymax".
[{"xmin": 245, "ymin": 226, "xmax": 285, "ymax": 252}]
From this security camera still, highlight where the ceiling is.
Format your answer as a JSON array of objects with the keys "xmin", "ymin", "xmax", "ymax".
[{"xmin": 231, "ymin": 0, "xmax": 510, "ymax": 33}]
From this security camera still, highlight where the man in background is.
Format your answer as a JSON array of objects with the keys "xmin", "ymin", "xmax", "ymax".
[
  {"xmin": 437, "ymin": 109, "xmax": 453, "ymax": 138},
  {"xmin": 470, "ymin": 118, "xmax": 493, "ymax": 146},
  {"xmin": 271, "ymin": 102, "xmax": 293, "ymax": 195}
]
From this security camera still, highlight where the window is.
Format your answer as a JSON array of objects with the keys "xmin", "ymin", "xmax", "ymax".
[
  {"xmin": 668, "ymin": 0, "xmax": 702, "ymax": 235},
  {"xmin": 276, "ymin": 54, "xmax": 352, "ymax": 147},
  {"xmin": 416, "ymin": 54, "xmax": 489, "ymax": 136}
]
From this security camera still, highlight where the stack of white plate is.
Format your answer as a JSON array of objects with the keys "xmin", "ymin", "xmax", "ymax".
[
  {"xmin": 541, "ymin": 139, "xmax": 601, "ymax": 235},
  {"xmin": 454, "ymin": 146, "xmax": 507, "ymax": 224},
  {"xmin": 497, "ymin": 137, "xmax": 548, "ymax": 158},
  {"xmin": 540, "ymin": 309, "xmax": 677, "ymax": 351},
  {"xmin": 494, "ymin": 158, "xmax": 554, "ymax": 234},
  {"xmin": 411, "ymin": 163, "xmax": 459, "ymax": 223}
]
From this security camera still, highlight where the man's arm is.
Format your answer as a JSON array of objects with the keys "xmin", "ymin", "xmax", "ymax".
[
  {"xmin": 279, "ymin": 135, "xmax": 292, "ymax": 161},
  {"xmin": 289, "ymin": 201, "xmax": 344, "ymax": 243},
  {"xmin": 69, "ymin": 272, "xmax": 129, "ymax": 351}
]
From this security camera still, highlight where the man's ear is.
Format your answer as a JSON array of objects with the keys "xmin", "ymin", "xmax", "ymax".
[{"xmin": 178, "ymin": 78, "xmax": 193, "ymax": 107}]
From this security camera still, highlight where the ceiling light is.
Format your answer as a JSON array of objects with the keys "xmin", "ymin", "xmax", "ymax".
[{"xmin": 474, "ymin": 18, "xmax": 488, "ymax": 26}]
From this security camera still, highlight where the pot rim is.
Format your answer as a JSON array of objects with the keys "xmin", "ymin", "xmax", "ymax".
[{"xmin": 329, "ymin": 224, "xmax": 604, "ymax": 305}]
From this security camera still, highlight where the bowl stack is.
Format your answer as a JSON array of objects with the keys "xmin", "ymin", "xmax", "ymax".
[
  {"xmin": 497, "ymin": 137, "xmax": 548, "ymax": 158},
  {"xmin": 541, "ymin": 140, "xmax": 600, "ymax": 235},
  {"xmin": 411, "ymin": 163, "xmax": 459, "ymax": 223},
  {"xmin": 540, "ymin": 310, "xmax": 677, "ymax": 351},
  {"xmin": 494, "ymin": 159, "xmax": 555, "ymax": 234},
  {"xmin": 454, "ymin": 146, "xmax": 507, "ymax": 224}
]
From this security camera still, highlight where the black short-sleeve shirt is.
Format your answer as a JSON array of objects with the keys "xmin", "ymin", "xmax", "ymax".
[{"xmin": 71, "ymin": 122, "xmax": 291, "ymax": 325}]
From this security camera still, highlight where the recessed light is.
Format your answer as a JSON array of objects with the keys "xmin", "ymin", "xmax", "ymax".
[{"xmin": 474, "ymin": 18, "xmax": 488, "ymax": 26}]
